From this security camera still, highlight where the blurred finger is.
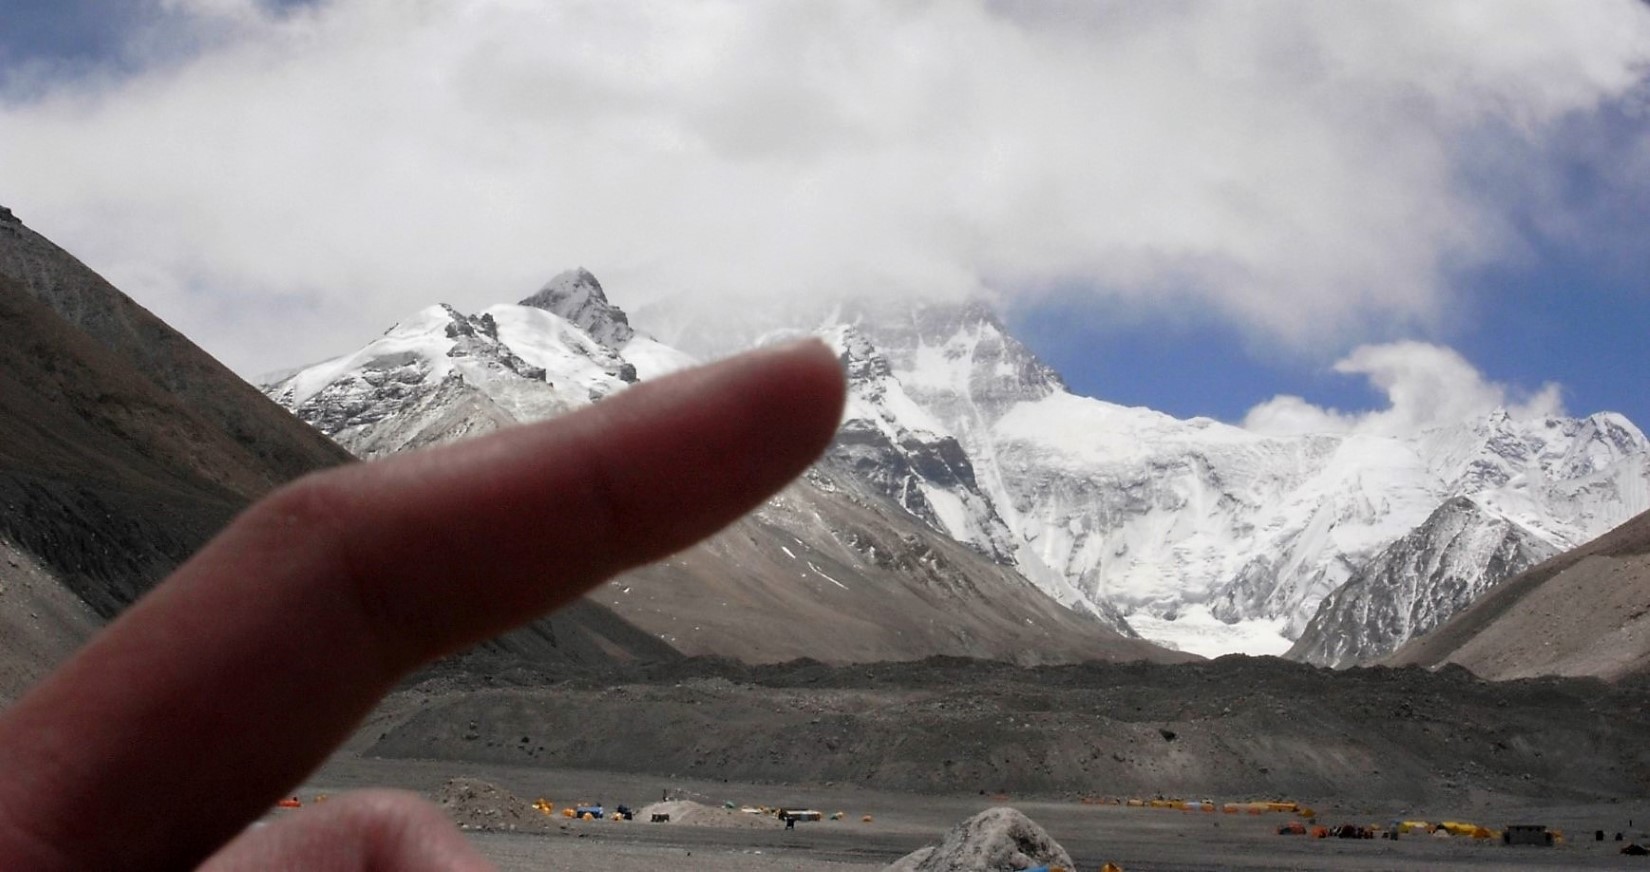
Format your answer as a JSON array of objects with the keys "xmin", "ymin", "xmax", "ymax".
[
  {"xmin": 199, "ymin": 790, "xmax": 494, "ymax": 872},
  {"xmin": 0, "ymin": 339, "xmax": 845, "ymax": 871}
]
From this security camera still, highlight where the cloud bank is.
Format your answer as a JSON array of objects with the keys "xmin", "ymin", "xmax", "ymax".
[
  {"xmin": 2, "ymin": 0, "xmax": 1647, "ymax": 375},
  {"xmin": 1243, "ymin": 341, "xmax": 1565, "ymax": 437}
]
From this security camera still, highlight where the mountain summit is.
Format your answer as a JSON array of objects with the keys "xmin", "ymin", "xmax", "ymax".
[
  {"xmin": 636, "ymin": 289, "xmax": 1650, "ymax": 658},
  {"xmin": 268, "ymin": 273, "xmax": 1650, "ymax": 663},
  {"xmin": 265, "ymin": 280, "xmax": 1164, "ymax": 666},
  {"xmin": 519, "ymin": 268, "xmax": 635, "ymax": 349}
]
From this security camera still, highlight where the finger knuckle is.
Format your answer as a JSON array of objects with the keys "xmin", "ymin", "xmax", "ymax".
[
  {"xmin": 250, "ymin": 472, "xmax": 356, "ymax": 538},
  {"xmin": 245, "ymin": 475, "xmax": 417, "ymax": 666}
]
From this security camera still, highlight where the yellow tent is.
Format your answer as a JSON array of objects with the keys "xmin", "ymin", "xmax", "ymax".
[{"xmin": 1438, "ymin": 821, "xmax": 1495, "ymax": 839}]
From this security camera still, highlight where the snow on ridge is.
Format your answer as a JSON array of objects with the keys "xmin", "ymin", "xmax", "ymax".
[
  {"xmin": 991, "ymin": 391, "xmax": 1260, "ymax": 469},
  {"xmin": 267, "ymin": 290, "xmax": 678, "ymax": 459},
  {"xmin": 622, "ymin": 294, "xmax": 1650, "ymax": 657},
  {"xmin": 272, "ymin": 303, "xmax": 461, "ymax": 409},
  {"xmin": 766, "ymin": 297, "xmax": 1650, "ymax": 656},
  {"xmin": 622, "ymin": 336, "xmax": 699, "ymax": 381},
  {"xmin": 818, "ymin": 321, "xmax": 1021, "ymax": 567},
  {"xmin": 975, "ymin": 369, "xmax": 1650, "ymax": 645},
  {"xmin": 267, "ymin": 280, "xmax": 1650, "ymax": 661},
  {"xmin": 484, "ymin": 303, "xmax": 636, "ymax": 397},
  {"xmin": 1288, "ymin": 495, "xmax": 1563, "ymax": 667}
]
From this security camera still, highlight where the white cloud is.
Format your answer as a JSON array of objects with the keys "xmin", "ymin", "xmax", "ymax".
[
  {"xmin": 1, "ymin": 0, "xmax": 1647, "ymax": 375},
  {"xmin": 1240, "ymin": 395, "xmax": 1356, "ymax": 439},
  {"xmin": 1243, "ymin": 341, "xmax": 1565, "ymax": 437}
]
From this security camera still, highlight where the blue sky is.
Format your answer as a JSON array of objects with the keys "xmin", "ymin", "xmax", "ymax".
[
  {"xmin": 1, "ymin": 1, "xmax": 148, "ymax": 69},
  {"xmin": 3, "ymin": 1, "xmax": 1648, "ymax": 433},
  {"xmin": 1005, "ymin": 244, "xmax": 1650, "ymax": 426}
]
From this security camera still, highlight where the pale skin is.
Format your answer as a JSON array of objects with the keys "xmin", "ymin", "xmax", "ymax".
[{"xmin": 0, "ymin": 339, "xmax": 847, "ymax": 871}]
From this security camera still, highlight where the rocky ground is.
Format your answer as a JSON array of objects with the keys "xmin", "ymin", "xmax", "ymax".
[
  {"xmin": 300, "ymin": 754, "xmax": 1650, "ymax": 871},
  {"xmin": 366, "ymin": 652, "xmax": 1650, "ymax": 809},
  {"xmin": 285, "ymin": 646, "xmax": 1650, "ymax": 866},
  {"xmin": 0, "ymin": 536, "xmax": 99, "ymax": 704}
]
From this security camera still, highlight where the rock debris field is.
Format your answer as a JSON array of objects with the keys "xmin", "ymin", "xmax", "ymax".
[
  {"xmin": 369, "ymin": 652, "xmax": 1650, "ymax": 807},
  {"xmin": 288, "ymin": 651, "xmax": 1650, "ymax": 869}
]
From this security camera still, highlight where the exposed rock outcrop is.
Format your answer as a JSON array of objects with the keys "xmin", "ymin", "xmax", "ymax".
[{"xmin": 885, "ymin": 807, "xmax": 1073, "ymax": 872}]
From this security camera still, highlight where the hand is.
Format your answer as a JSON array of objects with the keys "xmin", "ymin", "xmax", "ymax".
[{"xmin": 0, "ymin": 340, "xmax": 846, "ymax": 871}]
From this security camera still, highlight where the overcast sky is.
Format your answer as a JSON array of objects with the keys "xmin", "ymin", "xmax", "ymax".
[{"xmin": 3, "ymin": 0, "xmax": 1648, "ymax": 433}]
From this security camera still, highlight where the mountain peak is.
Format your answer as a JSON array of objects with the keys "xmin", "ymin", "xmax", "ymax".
[
  {"xmin": 827, "ymin": 324, "xmax": 893, "ymax": 385},
  {"xmin": 519, "ymin": 268, "xmax": 636, "ymax": 349}
]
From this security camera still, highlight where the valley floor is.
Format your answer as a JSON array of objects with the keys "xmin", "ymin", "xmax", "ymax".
[
  {"xmin": 292, "ymin": 653, "xmax": 1650, "ymax": 869},
  {"xmin": 305, "ymin": 755, "xmax": 1650, "ymax": 871}
]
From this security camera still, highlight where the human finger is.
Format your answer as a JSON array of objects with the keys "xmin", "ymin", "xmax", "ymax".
[
  {"xmin": 199, "ymin": 790, "xmax": 495, "ymax": 872},
  {"xmin": 0, "ymin": 339, "xmax": 845, "ymax": 871}
]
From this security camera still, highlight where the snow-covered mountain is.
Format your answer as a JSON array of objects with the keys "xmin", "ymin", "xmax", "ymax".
[
  {"xmin": 1383, "ymin": 506, "xmax": 1650, "ymax": 681},
  {"xmin": 269, "ymin": 275, "xmax": 1650, "ymax": 661},
  {"xmin": 1285, "ymin": 496, "xmax": 1561, "ymax": 667},
  {"xmin": 637, "ymin": 294, "xmax": 1650, "ymax": 658},
  {"xmin": 819, "ymin": 323, "xmax": 1018, "ymax": 566},
  {"xmin": 263, "ymin": 273, "xmax": 1167, "ymax": 666},
  {"xmin": 264, "ymin": 270, "xmax": 695, "ymax": 458}
]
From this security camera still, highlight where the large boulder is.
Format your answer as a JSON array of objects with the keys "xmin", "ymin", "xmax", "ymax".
[{"xmin": 885, "ymin": 807, "xmax": 1074, "ymax": 871}]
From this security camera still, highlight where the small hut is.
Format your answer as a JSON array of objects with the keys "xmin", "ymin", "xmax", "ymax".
[{"xmin": 1503, "ymin": 824, "xmax": 1553, "ymax": 847}]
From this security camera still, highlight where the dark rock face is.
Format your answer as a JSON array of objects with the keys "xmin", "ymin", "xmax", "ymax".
[
  {"xmin": 441, "ymin": 305, "xmax": 548, "ymax": 382},
  {"xmin": 828, "ymin": 422, "xmax": 984, "ymax": 542},
  {"xmin": 826, "ymin": 323, "xmax": 1020, "ymax": 564},
  {"xmin": 0, "ymin": 473, "xmax": 235, "ymax": 620},
  {"xmin": 518, "ymin": 267, "xmax": 636, "ymax": 349},
  {"xmin": 902, "ymin": 433, "xmax": 980, "ymax": 491}
]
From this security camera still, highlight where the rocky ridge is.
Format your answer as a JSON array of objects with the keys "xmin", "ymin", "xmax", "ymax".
[
  {"xmin": 1288, "ymin": 496, "xmax": 1561, "ymax": 667},
  {"xmin": 519, "ymin": 268, "xmax": 636, "ymax": 349},
  {"xmin": 1387, "ymin": 506, "xmax": 1650, "ymax": 680}
]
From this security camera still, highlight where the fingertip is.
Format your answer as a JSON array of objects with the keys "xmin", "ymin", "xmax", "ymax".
[
  {"xmin": 752, "ymin": 336, "xmax": 849, "ymax": 443},
  {"xmin": 199, "ymin": 790, "xmax": 492, "ymax": 871}
]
